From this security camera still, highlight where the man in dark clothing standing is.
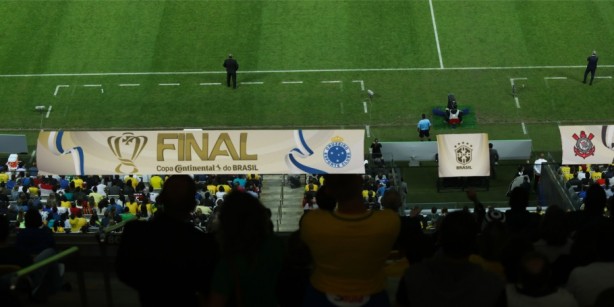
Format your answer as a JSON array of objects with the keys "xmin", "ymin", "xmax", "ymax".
[
  {"xmin": 583, "ymin": 51, "xmax": 598, "ymax": 85},
  {"xmin": 223, "ymin": 54, "xmax": 239, "ymax": 89},
  {"xmin": 489, "ymin": 143, "xmax": 499, "ymax": 179}
]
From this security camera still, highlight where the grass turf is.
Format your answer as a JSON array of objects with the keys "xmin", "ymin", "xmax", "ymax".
[{"xmin": 1, "ymin": 0, "xmax": 613, "ymax": 203}]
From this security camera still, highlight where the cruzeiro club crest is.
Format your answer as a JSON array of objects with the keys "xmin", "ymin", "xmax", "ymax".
[
  {"xmin": 454, "ymin": 141, "xmax": 473, "ymax": 165},
  {"xmin": 108, "ymin": 132, "xmax": 148, "ymax": 173},
  {"xmin": 572, "ymin": 130, "xmax": 595, "ymax": 159},
  {"xmin": 323, "ymin": 136, "xmax": 352, "ymax": 168}
]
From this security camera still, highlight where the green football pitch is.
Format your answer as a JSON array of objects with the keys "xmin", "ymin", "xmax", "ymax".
[{"xmin": 1, "ymin": 1, "xmax": 613, "ymax": 194}]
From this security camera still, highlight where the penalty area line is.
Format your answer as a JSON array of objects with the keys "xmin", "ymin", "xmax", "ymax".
[
  {"xmin": 510, "ymin": 78, "xmax": 527, "ymax": 109},
  {"xmin": 53, "ymin": 85, "xmax": 69, "ymax": 96},
  {"xmin": 46, "ymin": 106, "xmax": 52, "ymax": 119},
  {"xmin": 352, "ymin": 80, "xmax": 365, "ymax": 91},
  {"xmin": 521, "ymin": 122, "xmax": 527, "ymax": 135}
]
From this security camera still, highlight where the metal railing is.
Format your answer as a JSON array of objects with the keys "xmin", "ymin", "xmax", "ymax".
[{"xmin": 4, "ymin": 246, "xmax": 86, "ymax": 306}]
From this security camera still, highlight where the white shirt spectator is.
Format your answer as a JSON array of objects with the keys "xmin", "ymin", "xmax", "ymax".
[
  {"xmin": 57, "ymin": 206, "xmax": 68, "ymax": 215},
  {"xmin": 215, "ymin": 191, "xmax": 226, "ymax": 200},
  {"xmin": 96, "ymin": 183, "xmax": 107, "ymax": 196}
]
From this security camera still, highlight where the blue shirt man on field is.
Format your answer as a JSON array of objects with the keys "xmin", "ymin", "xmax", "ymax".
[{"xmin": 417, "ymin": 114, "xmax": 432, "ymax": 141}]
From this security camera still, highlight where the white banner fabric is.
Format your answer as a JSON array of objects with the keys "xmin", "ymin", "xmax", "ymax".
[
  {"xmin": 36, "ymin": 130, "xmax": 365, "ymax": 175},
  {"xmin": 559, "ymin": 125, "xmax": 614, "ymax": 165},
  {"xmin": 437, "ymin": 133, "xmax": 490, "ymax": 177}
]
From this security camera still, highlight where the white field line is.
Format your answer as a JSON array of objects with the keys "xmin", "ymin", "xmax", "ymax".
[
  {"xmin": 352, "ymin": 80, "xmax": 365, "ymax": 91},
  {"xmin": 83, "ymin": 84, "xmax": 104, "ymax": 94},
  {"xmin": 200, "ymin": 82, "xmax": 221, "ymax": 86},
  {"xmin": 510, "ymin": 78, "xmax": 527, "ymax": 109},
  {"xmin": 321, "ymin": 80, "xmax": 342, "ymax": 84},
  {"xmin": 241, "ymin": 81, "xmax": 264, "ymax": 85},
  {"xmin": 46, "ymin": 106, "xmax": 52, "ymax": 118},
  {"xmin": 521, "ymin": 122, "xmax": 527, "ymax": 135},
  {"xmin": 159, "ymin": 83, "xmax": 180, "ymax": 86},
  {"xmin": 363, "ymin": 101, "xmax": 368, "ymax": 113},
  {"xmin": 53, "ymin": 85, "xmax": 69, "ymax": 96},
  {"xmin": 514, "ymin": 96, "xmax": 521, "ymax": 108},
  {"xmin": 543, "ymin": 77, "xmax": 566, "ymax": 89},
  {"xmin": 595, "ymin": 76, "xmax": 612, "ymax": 79},
  {"xmin": 4, "ymin": 65, "xmax": 614, "ymax": 78},
  {"xmin": 119, "ymin": 83, "xmax": 140, "ymax": 87},
  {"xmin": 365, "ymin": 125, "xmax": 371, "ymax": 138},
  {"xmin": 429, "ymin": 0, "xmax": 444, "ymax": 69},
  {"xmin": 281, "ymin": 81, "xmax": 303, "ymax": 84}
]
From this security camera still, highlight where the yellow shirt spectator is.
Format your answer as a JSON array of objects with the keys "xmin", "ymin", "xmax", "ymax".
[
  {"xmin": 71, "ymin": 177, "xmax": 84, "ymax": 189},
  {"xmin": 28, "ymin": 186, "xmax": 40, "ymax": 195},
  {"xmin": 305, "ymin": 183, "xmax": 319, "ymax": 192},
  {"xmin": 126, "ymin": 201, "xmax": 139, "ymax": 215},
  {"xmin": 150, "ymin": 175, "xmax": 163, "ymax": 190},
  {"xmin": 69, "ymin": 216, "xmax": 88, "ymax": 233},
  {"xmin": 125, "ymin": 176, "xmax": 139, "ymax": 189},
  {"xmin": 301, "ymin": 209, "xmax": 400, "ymax": 296},
  {"xmin": 247, "ymin": 174, "xmax": 260, "ymax": 181},
  {"xmin": 206, "ymin": 184, "xmax": 217, "ymax": 195},
  {"xmin": 218, "ymin": 184, "xmax": 232, "ymax": 193}
]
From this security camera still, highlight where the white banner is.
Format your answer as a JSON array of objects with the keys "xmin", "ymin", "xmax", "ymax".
[
  {"xmin": 559, "ymin": 125, "xmax": 614, "ymax": 165},
  {"xmin": 437, "ymin": 133, "xmax": 490, "ymax": 177},
  {"xmin": 36, "ymin": 130, "xmax": 365, "ymax": 175}
]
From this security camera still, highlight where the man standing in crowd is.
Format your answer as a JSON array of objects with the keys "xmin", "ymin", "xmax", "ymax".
[
  {"xmin": 417, "ymin": 114, "xmax": 432, "ymax": 141},
  {"xmin": 370, "ymin": 138, "xmax": 383, "ymax": 160},
  {"xmin": 489, "ymin": 143, "xmax": 499, "ymax": 179},
  {"xmin": 223, "ymin": 54, "xmax": 239, "ymax": 89},
  {"xmin": 583, "ymin": 50, "xmax": 598, "ymax": 85}
]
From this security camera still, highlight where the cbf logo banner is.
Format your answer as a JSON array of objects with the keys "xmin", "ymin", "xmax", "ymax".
[
  {"xmin": 437, "ymin": 133, "xmax": 489, "ymax": 178},
  {"xmin": 559, "ymin": 125, "xmax": 614, "ymax": 165},
  {"xmin": 36, "ymin": 130, "xmax": 365, "ymax": 175}
]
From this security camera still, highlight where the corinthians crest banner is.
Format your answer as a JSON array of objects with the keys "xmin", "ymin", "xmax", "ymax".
[
  {"xmin": 36, "ymin": 130, "xmax": 365, "ymax": 175},
  {"xmin": 559, "ymin": 125, "xmax": 614, "ymax": 165},
  {"xmin": 437, "ymin": 133, "xmax": 490, "ymax": 178}
]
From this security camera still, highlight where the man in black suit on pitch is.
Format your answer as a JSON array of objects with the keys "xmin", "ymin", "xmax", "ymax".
[
  {"xmin": 223, "ymin": 53, "xmax": 239, "ymax": 89},
  {"xmin": 583, "ymin": 50, "xmax": 598, "ymax": 85}
]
